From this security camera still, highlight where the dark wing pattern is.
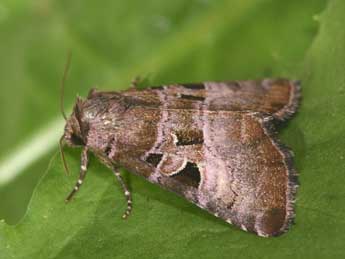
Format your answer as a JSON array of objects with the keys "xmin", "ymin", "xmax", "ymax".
[
  {"xmin": 122, "ymin": 78, "xmax": 301, "ymax": 120},
  {"xmin": 125, "ymin": 109, "xmax": 296, "ymax": 237},
  {"xmin": 84, "ymin": 78, "xmax": 300, "ymax": 237}
]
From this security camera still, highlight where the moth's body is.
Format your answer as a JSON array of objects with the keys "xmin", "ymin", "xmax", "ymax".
[{"xmin": 63, "ymin": 79, "xmax": 300, "ymax": 237}]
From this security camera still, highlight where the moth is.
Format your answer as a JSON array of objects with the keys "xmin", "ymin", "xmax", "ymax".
[{"xmin": 60, "ymin": 75, "xmax": 300, "ymax": 237}]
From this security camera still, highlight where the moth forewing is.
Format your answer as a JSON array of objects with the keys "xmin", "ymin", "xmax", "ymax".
[{"xmin": 62, "ymin": 78, "xmax": 300, "ymax": 237}]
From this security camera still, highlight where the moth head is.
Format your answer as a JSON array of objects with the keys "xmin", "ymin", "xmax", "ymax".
[
  {"xmin": 59, "ymin": 96, "xmax": 89, "ymax": 175},
  {"xmin": 63, "ymin": 97, "xmax": 88, "ymax": 147}
]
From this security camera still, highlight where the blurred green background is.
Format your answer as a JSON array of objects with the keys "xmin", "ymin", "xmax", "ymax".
[{"xmin": 1, "ymin": 0, "xmax": 345, "ymax": 258}]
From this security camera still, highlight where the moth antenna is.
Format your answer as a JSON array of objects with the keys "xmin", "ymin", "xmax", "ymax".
[
  {"xmin": 60, "ymin": 51, "xmax": 72, "ymax": 121},
  {"xmin": 59, "ymin": 135, "xmax": 70, "ymax": 176}
]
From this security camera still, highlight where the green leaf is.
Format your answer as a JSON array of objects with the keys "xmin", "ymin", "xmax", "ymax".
[{"xmin": 2, "ymin": 0, "xmax": 345, "ymax": 258}]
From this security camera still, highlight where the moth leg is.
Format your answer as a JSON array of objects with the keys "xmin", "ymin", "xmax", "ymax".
[
  {"xmin": 65, "ymin": 147, "xmax": 89, "ymax": 202},
  {"xmin": 112, "ymin": 167, "xmax": 132, "ymax": 219}
]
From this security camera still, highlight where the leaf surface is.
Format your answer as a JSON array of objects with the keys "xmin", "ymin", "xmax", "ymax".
[{"xmin": 3, "ymin": 1, "xmax": 345, "ymax": 258}]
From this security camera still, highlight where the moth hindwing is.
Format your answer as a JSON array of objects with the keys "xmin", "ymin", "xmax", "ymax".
[{"xmin": 61, "ymin": 78, "xmax": 300, "ymax": 237}]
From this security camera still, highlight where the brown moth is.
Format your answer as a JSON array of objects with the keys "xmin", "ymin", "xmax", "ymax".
[{"xmin": 60, "ymin": 78, "xmax": 300, "ymax": 237}]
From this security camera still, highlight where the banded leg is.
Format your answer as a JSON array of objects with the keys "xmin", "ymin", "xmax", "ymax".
[
  {"xmin": 112, "ymin": 167, "xmax": 132, "ymax": 219},
  {"xmin": 65, "ymin": 147, "xmax": 89, "ymax": 202}
]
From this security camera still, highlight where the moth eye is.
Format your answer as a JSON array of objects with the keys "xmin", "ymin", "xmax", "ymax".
[
  {"xmin": 179, "ymin": 94, "xmax": 205, "ymax": 101},
  {"xmin": 145, "ymin": 153, "xmax": 163, "ymax": 167},
  {"xmin": 171, "ymin": 162, "xmax": 201, "ymax": 188},
  {"xmin": 175, "ymin": 129, "xmax": 204, "ymax": 146},
  {"xmin": 71, "ymin": 133, "xmax": 84, "ymax": 146}
]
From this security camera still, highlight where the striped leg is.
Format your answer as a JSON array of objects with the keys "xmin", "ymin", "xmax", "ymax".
[
  {"xmin": 65, "ymin": 147, "xmax": 89, "ymax": 202},
  {"xmin": 112, "ymin": 167, "xmax": 132, "ymax": 219}
]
